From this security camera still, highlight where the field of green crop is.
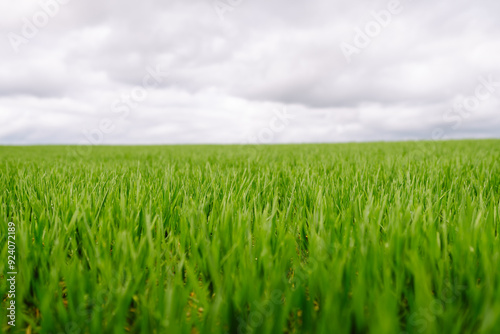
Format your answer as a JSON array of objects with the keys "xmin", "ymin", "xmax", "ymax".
[{"xmin": 1, "ymin": 140, "xmax": 500, "ymax": 333}]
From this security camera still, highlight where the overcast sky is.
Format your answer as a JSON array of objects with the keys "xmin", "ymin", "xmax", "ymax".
[{"xmin": 1, "ymin": 0, "xmax": 499, "ymax": 145}]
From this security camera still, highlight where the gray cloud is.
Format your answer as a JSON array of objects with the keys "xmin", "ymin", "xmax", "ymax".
[{"xmin": 1, "ymin": 0, "xmax": 499, "ymax": 145}]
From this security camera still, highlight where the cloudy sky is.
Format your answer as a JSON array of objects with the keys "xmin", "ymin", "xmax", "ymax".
[{"xmin": 1, "ymin": 0, "xmax": 499, "ymax": 145}]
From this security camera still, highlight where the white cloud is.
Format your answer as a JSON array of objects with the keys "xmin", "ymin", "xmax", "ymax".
[{"xmin": 1, "ymin": 0, "xmax": 499, "ymax": 145}]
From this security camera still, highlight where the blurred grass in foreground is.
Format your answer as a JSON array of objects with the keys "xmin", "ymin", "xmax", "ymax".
[{"xmin": 0, "ymin": 140, "xmax": 499, "ymax": 333}]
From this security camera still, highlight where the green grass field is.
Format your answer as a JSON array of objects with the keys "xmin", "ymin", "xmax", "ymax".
[{"xmin": 1, "ymin": 140, "xmax": 500, "ymax": 333}]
